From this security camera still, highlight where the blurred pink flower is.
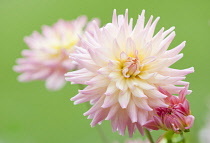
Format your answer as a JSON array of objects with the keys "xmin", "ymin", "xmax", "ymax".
[
  {"xmin": 199, "ymin": 104, "xmax": 210, "ymax": 143},
  {"xmin": 65, "ymin": 9, "xmax": 194, "ymax": 136},
  {"xmin": 199, "ymin": 124, "xmax": 210, "ymax": 143},
  {"xmin": 113, "ymin": 139, "xmax": 149, "ymax": 143},
  {"xmin": 144, "ymin": 85, "xmax": 194, "ymax": 133},
  {"xmin": 125, "ymin": 139, "xmax": 149, "ymax": 143},
  {"xmin": 14, "ymin": 16, "xmax": 99, "ymax": 90}
]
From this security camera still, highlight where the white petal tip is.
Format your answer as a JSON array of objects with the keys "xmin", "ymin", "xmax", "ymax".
[
  {"xmin": 101, "ymin": 104, "xmax": 108, "ymax": 108},
  {"xmin": 90, "ymin": 125, "xmax": 95, "ymax": 128},
  {"xmin": 74, "ymin": 101, "xmax": 79, "ymax": 105},
  {"xmin": 104, "ymin": 92, "xmax": 111, "ymax": 96},
  {"xmin": 190, "ymin": 67, "xmax": 195, "ymax": 72},
  {"xmin": 141, "ymin": 10, "xmax": 145, "ymax": 14},
  {"xmin": 132, "ymin": 120, "xmax": 138, "ymax": 123},
  {"xmin": 120, "ymin": 104, "xmax": 127, "ymax": 109}
]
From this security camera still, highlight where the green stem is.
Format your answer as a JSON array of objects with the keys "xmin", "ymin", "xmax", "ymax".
[
  {"xmin": 157, "ymin": 132, "xmax": 173, "ymax": 143},
  {"xmin": 96, "ymin": 124, "xmax": 109, "ymax": 143},
  {"xmin": 77, "ymin": 84, "xmax": 109, "ymax": 143},
  {"xmin": 168, "ymin": 138, "xmax": 173, "ymax": 143},
  {"xmin": 144, "ymin": 129, "xmax": 155, "ymax": 143},
  {"xmin": 180, "ymin": 132, "xmax": 185, "ymax": 143}
]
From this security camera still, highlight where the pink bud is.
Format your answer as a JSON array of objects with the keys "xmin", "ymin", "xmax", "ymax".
[{"xmin": 144, "ymin": 85, "xmax": 194, "ymax": 133}]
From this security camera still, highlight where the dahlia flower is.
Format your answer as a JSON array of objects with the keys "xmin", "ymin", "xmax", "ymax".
[
  {"xmin": 65, "ymin": 9, "xmax": 194, "ymax": 136},
  {"xmin": 14, "ymin": 16, "xmax": 99, "ymax": 90},
  {"xmin": 144, "ymin": 85, "xmax": 194, "ymax": 133}
]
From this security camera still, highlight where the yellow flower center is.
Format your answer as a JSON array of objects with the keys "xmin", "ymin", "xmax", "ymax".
[
  {"xmin": 49, "ymin": 39, "xmax": 78, "ymax": 59},
  {"xmin": 53, "ymin": 39, "xmax": 78, "ymax": 51}
]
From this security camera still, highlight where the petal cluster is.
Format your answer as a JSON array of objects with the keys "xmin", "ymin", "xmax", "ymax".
[
  {"xmin": 14, "ymin": 17, "xmax": 99, "ymax": 90},
  {"xmin": 144, "ymin": 85, "xmax": 194, "ymax": 133},
  {"xmin": 65, "ymin": 9, "xmax": 194, "ymax": 136}
]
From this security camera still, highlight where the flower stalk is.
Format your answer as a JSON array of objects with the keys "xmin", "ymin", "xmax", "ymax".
[
  {"xmin": 180, "ymin": 132, "xmax": 186, "ymax": 143},
  {"xmin": 144, "ymin": 129, "xmax": 154, "ymax": 143},
  {"xmin": 96, "ymin": 124, "xmax": 110, "ymax": 143},
  {"xmin": 157, "ymin": 131, "xmax": 187, "ymax": 143}
]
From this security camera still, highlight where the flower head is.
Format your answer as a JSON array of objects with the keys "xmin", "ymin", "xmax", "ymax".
[
  {"xmin": 65, "ymin": 9, "xmax": 194, "ymax": 136},
  {"xmin": 14, "ymin": 16, "xmax": 99, "ymax": 90},
  {"xmin": 144, "ymin": 85, "xmax": 194, "ymax": 133}
]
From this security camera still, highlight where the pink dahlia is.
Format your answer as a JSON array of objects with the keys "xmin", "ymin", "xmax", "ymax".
[
  {"xmin": 14, "ymin": 16, "xmax": 99, "ymax": 90},
  {"xmin": 144, "ymin": 85, "xmax": 194, "ymax": 133},
  {"xmin": 65, "ymin": 10, "xmax": 194, "ymax": 136}
]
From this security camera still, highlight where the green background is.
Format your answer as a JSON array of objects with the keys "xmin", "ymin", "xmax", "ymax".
[{"xmin": 1, "ymin": 0, "xmax": 210, "ymax": 143}]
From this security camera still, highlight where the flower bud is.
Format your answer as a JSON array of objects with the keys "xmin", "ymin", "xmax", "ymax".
[{"xmin": 144, "ymin": 85, "xmax": 194, "ymax": 133}]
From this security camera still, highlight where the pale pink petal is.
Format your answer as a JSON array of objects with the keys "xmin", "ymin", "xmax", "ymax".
[{"xmin": 46, "ymin": 72, "xmax": 66, "ymax": 90}]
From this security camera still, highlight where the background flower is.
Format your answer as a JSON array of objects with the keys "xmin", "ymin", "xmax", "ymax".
[
  {"xmin": 65, "ymin": 9, "xmax": 194, "ymax": 136},
  {"xmin": 113, "ymin": 138, "xmax": 149, "ymax": 143},
  {"xmin": 125, "ymin": 139, "xmax": 149, "ymax": 143},
  {"xmin": 199, "ymin": 124, "xmax": 210, "ymax": 143},
  {"xmin": 14, "ymin": 16, "xmax": 99, "ymax": 90},
  {"xmin": 199, "ymin": 105, "xmax": 210, "ymax": 143}
]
